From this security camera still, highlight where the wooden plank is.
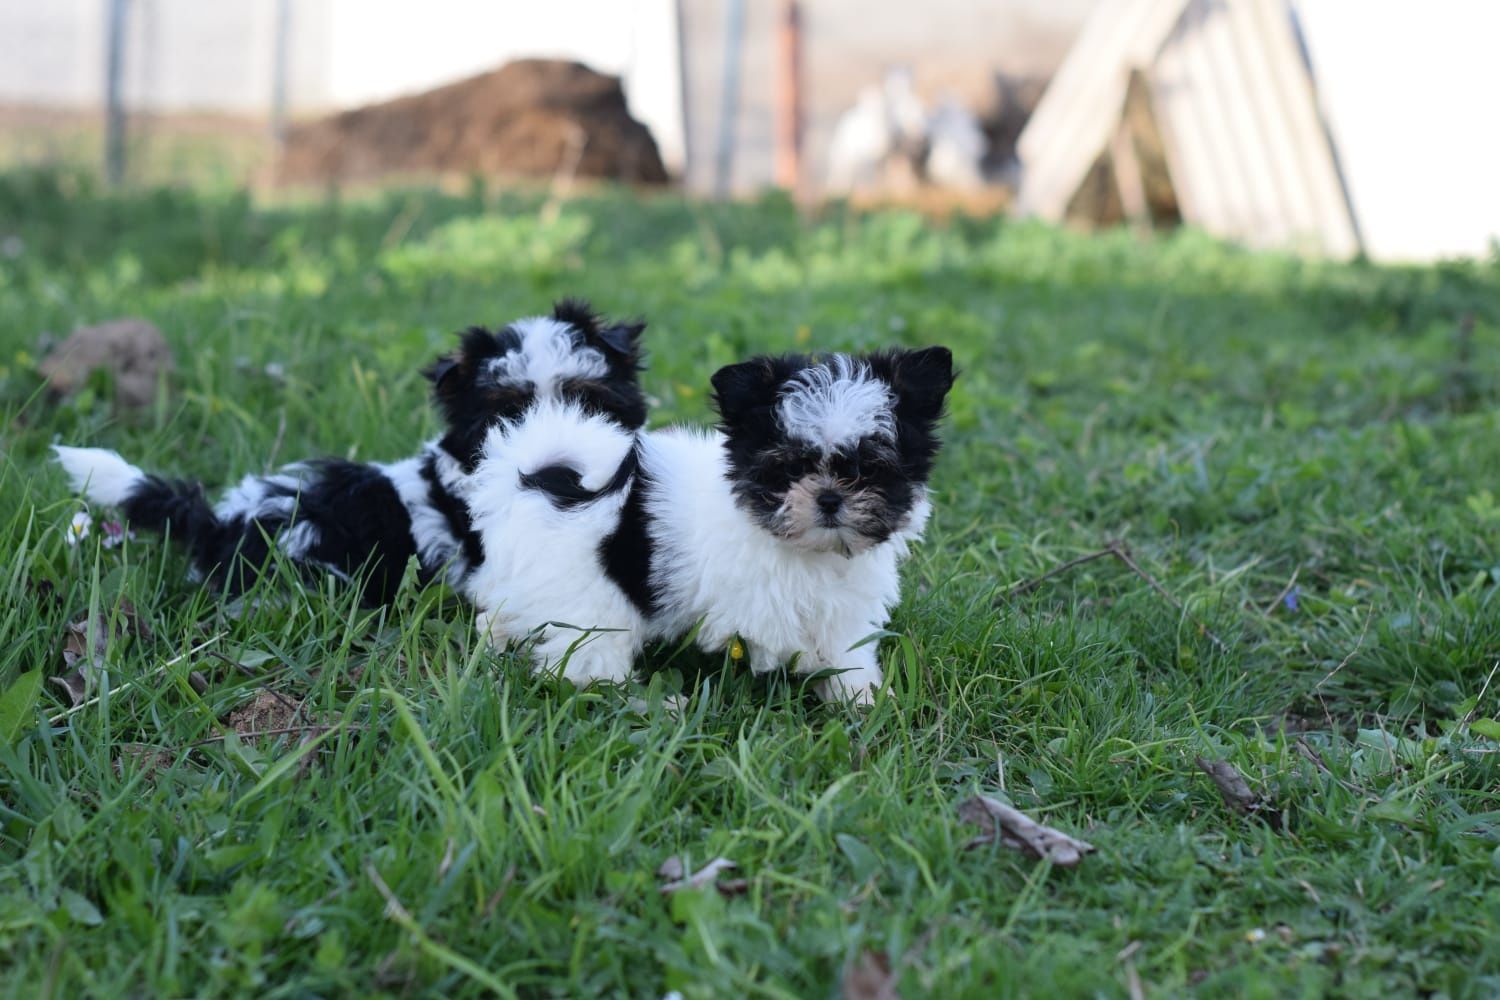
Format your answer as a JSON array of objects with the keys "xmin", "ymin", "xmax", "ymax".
[
  {"xmin": 1155, "ymin": 9, "xmax": 1235, "ymax": 234},
  {"xmin": 1223, "ymin": 0, "xmax": 1318, "ymax": 240},
  {"xmin": 1149, "ymin": 18, "xmax": 1207, "ymax": 224},
  {"xmin": 1017, "ymin": 0, "xmax": 1192, "ymax": 218},
  {"xmin": 1110, "ymin": 112, "xmax": 1150, "ymax": 227},
  {"xmin": 1245, "ymin": 0, "xmax": 1358, "ymax": 254},
  {"xmin": 1175, "ymin": 1, "xmax": 1251, "ymax": 236},
  {"xmin": 1198, "ymin": 0, "xmax": 1287, "ymax": 245}
]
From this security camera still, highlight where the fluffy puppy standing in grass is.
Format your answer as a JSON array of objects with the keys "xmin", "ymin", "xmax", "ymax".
[
  {"xmin": 468, "ymin": 346, "xmax": 954, "ymax": 702},
  {"xmin": 54, "ymin": 300, "xmax": 646, "ymax": 607}
]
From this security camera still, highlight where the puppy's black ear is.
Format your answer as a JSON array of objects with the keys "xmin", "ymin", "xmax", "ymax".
[
  {"xmin": 424, "ymin": 355, "xmax": 459, "ymax": 387},
  {"xmin": 424, "ymin": 327, "xmax": 505, "ymax": 400},
  {"xmin": 553, "ymin": 299, "xmax": 643, "ymax": 360},
  {"xmin": 711, "ymin": 358, "xmax": 783, "ymax": 425},
  {"xmin": 594, "ymin": 321, "xmax": 646, "ymax": 359},
  {"xmin": 882, "ymin": 346, "xmax": 955, "ymax": 424}
]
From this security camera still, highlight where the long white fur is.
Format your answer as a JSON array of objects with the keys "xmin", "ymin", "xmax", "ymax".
[
  {"xmin": 487, "ymin": 316, "xmax": 609, "ymax": 387},
  {"xmin": 377, "ymin": 449, "xmax": 474, "ymax": 587},
  {"xmin": 52, "ymin": 446, "xmax": 146, "ymax": 507},
  {"xmin": 778, "ymin": 355, "xmax": 895, "ymax": 452}
]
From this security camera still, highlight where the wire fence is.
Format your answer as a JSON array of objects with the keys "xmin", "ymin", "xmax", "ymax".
[{"xmin": 0, "ymin": 0, "xmax": 309, "ymax": 186}]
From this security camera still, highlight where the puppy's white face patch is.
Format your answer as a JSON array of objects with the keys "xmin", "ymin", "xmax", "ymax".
[
  {"xmin": 484, "ymin": 317, "xmax": 609, "ymax": 395},
  {"xmin": 777, "ymin": 355, "xmax": 895, "ymax": 452}
]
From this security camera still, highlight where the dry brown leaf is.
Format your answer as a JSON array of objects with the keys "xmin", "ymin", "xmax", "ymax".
[
  {"xmin": 52, "ymin": 601, "xmax": 152, "ymax": 707},
  {"xmin": 657, "ymin": 856, "xmax": 744, "ymax": 896},
  {"xmin": 50, "ymin": 669, "xmax": 89, "ymax": 709},
  {"xmin": 1195, "ymin": 757, "xmax": 1285, "ymax": 830},
  {"xmin": 842, "ymin": 949, "xmax": 899, "ymax": 1000},
  {"xmin": 956, "ymin": 794, "xmax": 1095, "ymax": 867}
]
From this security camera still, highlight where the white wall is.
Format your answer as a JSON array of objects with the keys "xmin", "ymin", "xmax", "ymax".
[
  {"xmin": 1297, "ymin": 0, "xmax": 1500, "ymax": 260},
  {"xmin": 0, "ymin": 0, "xmax": 327, "ymax": 113}
]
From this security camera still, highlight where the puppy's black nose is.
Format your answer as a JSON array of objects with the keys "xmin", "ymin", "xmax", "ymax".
[{"xmin": 816, "ymin": 490, "xmax": 843, "ymax": 516}]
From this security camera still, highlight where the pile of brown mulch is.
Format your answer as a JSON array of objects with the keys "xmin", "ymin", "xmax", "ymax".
[{"xmin": 277, "ymin": 59, "xmax": 668, "ymax": 186}]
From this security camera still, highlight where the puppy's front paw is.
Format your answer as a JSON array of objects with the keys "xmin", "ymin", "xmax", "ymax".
[
  {"xmin": 813, "ymin": 666, "xmax": 881, "ymax": 707},
  {"xmin": 555, "ymin": 643, "xmax": 636, "ymax": 689}
]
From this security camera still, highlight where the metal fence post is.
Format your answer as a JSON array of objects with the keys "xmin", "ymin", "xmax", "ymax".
[
  {"xmin": 713, "ymin": 0, "xmax": 745, "ymax": 199},
  {"xmin": 271, "ymin": 0, "xmax": 292, "ymax": 145},
  {"xmin": 104, "ymin": 0, "xmax": 129, "ymax": 185},
  {"xmin": 773, "ymin": 0, "xmax": 802, "ymax": 193}
]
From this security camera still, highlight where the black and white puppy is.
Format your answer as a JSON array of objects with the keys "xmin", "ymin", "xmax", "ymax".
[
  {"xmin": 54, "ymin": 300, "xmax": 646, "ymax": 606},
  {"xmin": 468, "ymin": 346, "xmax": 954, "ymax": 702}
]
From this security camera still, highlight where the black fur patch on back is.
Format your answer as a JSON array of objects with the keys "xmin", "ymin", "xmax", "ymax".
[
  {"xmin": 121, "ymin": 475, "xmax": 239, "ymax": 582},
  {"xmin": 518, "ymin": 447, "xmax": 640, "ymax": 511},
  {"xmin": 121, "ymin": 462, "xmax": 422, "ymax": 605},
  {"xmin": 598, "ymin": 467, "xmax": 658, "ymax": 617},
  {"xmin": 419, "ymin": 454, "xmax": 483, "ymax": 574},
  {"xmin": 290, "ymin": 461, "xmax": 419, "ymax": 605}
]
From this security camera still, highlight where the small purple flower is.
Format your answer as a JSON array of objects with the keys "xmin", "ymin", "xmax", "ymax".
[
  {"xmin": 100, "ymin": 520, "xmax": 134, "ymax": 549},
  {"xmin": 1283, "ymin": 585, "xmax": 1300, "ymax": 613}
]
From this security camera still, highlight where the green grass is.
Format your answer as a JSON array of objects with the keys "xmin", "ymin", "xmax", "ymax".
[{"xmin": 2, "ymin": 168, "xmax": 1500, "ymax": 997}]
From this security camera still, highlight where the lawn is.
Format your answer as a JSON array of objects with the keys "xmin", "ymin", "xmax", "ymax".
[{"xmin": 1, "ymin": 169, "xmax": 1499, "ymax": 997}]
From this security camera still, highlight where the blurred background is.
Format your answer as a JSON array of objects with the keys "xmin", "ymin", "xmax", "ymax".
[{"xmin": 1, "ymin": 0, "xmax": 1497, "ymax": 262}]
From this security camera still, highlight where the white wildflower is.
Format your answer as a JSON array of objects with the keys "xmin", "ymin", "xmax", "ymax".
[{"xmin": 66, "ymin": 510, "xmax": 92, "ymax": 546}]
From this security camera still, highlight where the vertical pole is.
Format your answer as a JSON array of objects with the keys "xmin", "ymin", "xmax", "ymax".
[
  {"xmin": 713, "ymin": 0, "xmax": 745, "ymax": 199},
  {"xmin": 673, "ymin": 0, "xmax": 692, "ymax": 184},
  {"xmin": 271, "ymin": 0, "xmax": 293, "ymax": 146},
  {"xmin": 773, "ymin": 0, "xmax": 802, "ymax": 194},
  {"xmin": 104, "ymin": 0, "xmax": 129, "ymax": 186}
]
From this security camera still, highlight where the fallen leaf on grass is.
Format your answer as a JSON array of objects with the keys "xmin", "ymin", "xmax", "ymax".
[
  {"xmin": 842, "ymin": 949, "xmax": 899, "ymax": 1000},
  {"xmin": 1196, "ymin": 757, "xmax": 1285, "ymax": 830},
  {"xmin": 956, "ymin": 794, "xmax": 1095, "ymax": 866},
  {"xmin": 657, "ymin": 855, "xmax": 747, "ymax": 896},
  {"xmin": 52, "ymin": 600, "xmax": 152, "ymax": 707}
]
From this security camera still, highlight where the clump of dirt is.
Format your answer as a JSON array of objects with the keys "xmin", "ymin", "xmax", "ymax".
[
  {"xmin": 39, "ymin": 318, "xmax": 174, "ymax": 410},
  {"xmin": 278, "ymin": 59, "xmax": 668, "ymax": 187}
]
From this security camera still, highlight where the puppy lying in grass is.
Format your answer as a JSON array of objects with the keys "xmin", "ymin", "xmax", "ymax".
[
  {"xmin": 55, "ymin": 300, "xmax": 646, "ymax": 606},
  {"xmin": 57, "ymin": 310, "xmax": 953, "ymax": 704},
  {"xmin": 468, "ymin": 346, "xmax": 954, "ymax": 704}
]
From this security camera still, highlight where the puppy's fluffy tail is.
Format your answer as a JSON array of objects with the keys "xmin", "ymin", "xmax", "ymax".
[
  {"xmin": 53, "ymin": 446, "xmax": 146, "ymax": 507},
  {"xmin": 53, "ymin": 445, "xmax": 225, "ymax": 560}
]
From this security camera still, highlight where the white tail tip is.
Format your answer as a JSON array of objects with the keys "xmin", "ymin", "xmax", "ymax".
[{"xmin": 52, "ymin": 445, "xmax": 144, "ymax": 507}]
